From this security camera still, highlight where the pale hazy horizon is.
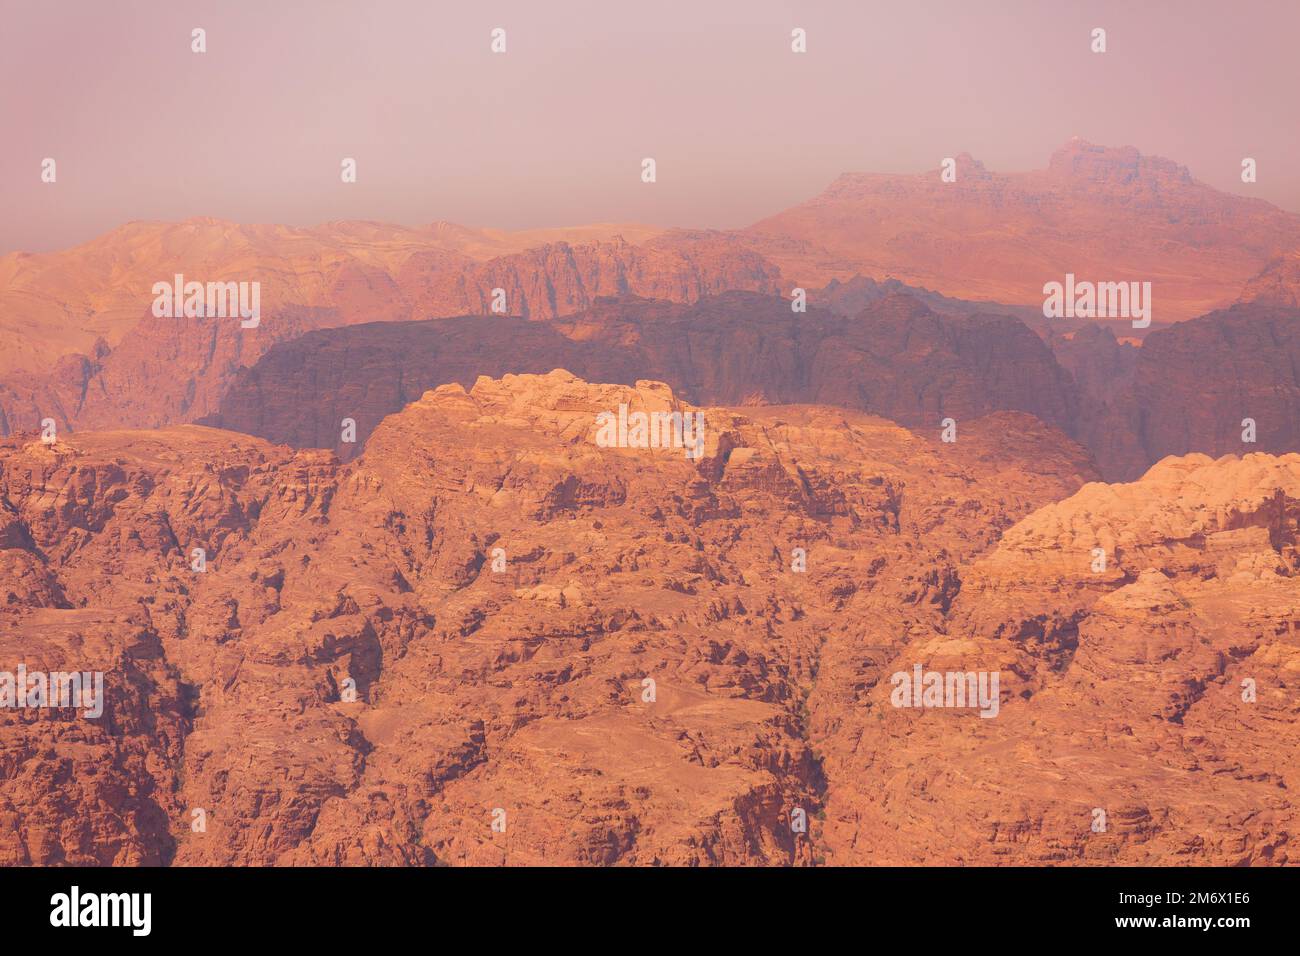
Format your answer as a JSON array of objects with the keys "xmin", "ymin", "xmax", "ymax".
[{"xmin": 4, "ymin": 0, "xmax": 1299, "ymax": 255}]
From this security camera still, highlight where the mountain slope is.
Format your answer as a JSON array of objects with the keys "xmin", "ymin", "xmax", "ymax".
[
  {"xmin": 0, "ymin": 220, "xmax": 777, "ymax": 377},
  {"xmin": 746, "ymin": 139, "xmax": 1300, "ymax": 322},
  {"xmin": 4, "ymin": 372, "xmax": 1296, "ymax": 864}
]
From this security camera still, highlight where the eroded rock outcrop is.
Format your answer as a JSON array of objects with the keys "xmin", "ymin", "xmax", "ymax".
[
  {"xmin": 811, "ymin": 452, "xmax": 1300, "ymax": 864},
  {"xmin": 1, "ymin": 371, "xmax": 1097, "ymax": 865},
  {"xmin": 1126, "ymin": 304, "xmax": 1300, "ymax": 477},
  {"xmin": 4, "ymin": 373, "xmax": 1295, "ymax": 866}
]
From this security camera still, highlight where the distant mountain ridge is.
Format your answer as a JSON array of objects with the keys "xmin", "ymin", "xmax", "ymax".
[
  {"xmin": 0, "ymin": 220, "xmax": 772, "ymax": 376},
  {"xmin": 745, "ymin": 138, "xmax": 1300, "ymax": 322},
  {"xmin": 193, "ymin": 293, "xmax": 1300, "ymax": 483},
  {"xmin": 5, "ymin": 139, "xmax": 1298, "ymax": 382}
]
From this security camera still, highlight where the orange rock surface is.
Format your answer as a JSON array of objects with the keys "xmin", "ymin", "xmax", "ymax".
[{"xmin": 2, "ymin": 371, "xmax": 1294, "ymax": 865}]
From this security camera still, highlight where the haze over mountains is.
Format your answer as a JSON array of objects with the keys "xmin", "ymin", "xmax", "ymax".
[
  {"xmin": 200, "ymin": 292, "xmax": 1077, "ymax": 458},
  {"xmin": 747, "ymin": 139, "xmax": 1300, "ymax": 321},
  {"xmin": 0, "ymin": 219, "xmax": 773, "ymax": 376},
  {"xmin": 5, "ymin": 141, "xmax": 1300, "ymax": 475},
  {"xmin": 3, "ymin": 139, "xmax": 1298, "ymax": 374},
  {"xmin": 3, "ymin": 140, "xmax": 1300, "ymax": 867}
]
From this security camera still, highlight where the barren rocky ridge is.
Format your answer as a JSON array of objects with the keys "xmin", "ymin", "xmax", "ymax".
[
  {"xmin": 1, "ymin": 371, "xmax": 1296, "ymax": 865},
  {"xmin": 3, "ymin": 139, "xmax": 1300, "ymax": 867}
]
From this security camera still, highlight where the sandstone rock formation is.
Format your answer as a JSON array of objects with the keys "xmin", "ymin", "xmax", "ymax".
[
  {"xmin": 1125, "ymin": 303, "xmax": 1300, "ymax": 478},
  {"xmin": 196, "ymin": 291, "xmax": 1300, "ymax": 485},
  {"xmin": 810, "ymin": 275, "xmax": 1040, "ymax": 323},
  {"xmin": 1, "ymin": 371, "xmax": 1097, "ymax": 865},
  {"xmin": 5, "ymin": 136, "xmax": 1293, "ymax": 430},
  {"xmin": 5, "ymin": 126, "xmax": 1300, "ymax": 871},
  {"xmin": 0, "ymin": 225, "xmax": 782, "ymax": 435},
  {"xmin": 3, "ymin": 370, "xmax": 1295, "ymax": 865},
  {"xmin": 844, "ymin": 453, "xmax": 1300, "ymax": 865}
]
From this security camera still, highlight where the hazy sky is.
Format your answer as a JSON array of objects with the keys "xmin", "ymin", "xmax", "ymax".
[{"xmin": 3, "ymin": 0, "xmax": 1298, "ymax": 254}]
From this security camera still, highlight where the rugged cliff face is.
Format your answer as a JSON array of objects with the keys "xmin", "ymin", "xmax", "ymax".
[
  {"xmin": 0, "ymin": 371, "xmax": 1097, "ymax": 865},
  {"xmin": 0, "ymin": 225, "xmax": 782, "ymax": 432},
  {"xmin": 0, "ymin": 219, "xmax": 781, "ymax": 375},
  {"xmin": 4, "ymin": 371, "xmax": 1295, "ymax": 865},
  {"xmin": 197, "ymin": 291, "xmax": 1300, "ymax": 483},
  {"xmin": 8, "ymin": 142, "xmax": 1299, "ymax": 486},
  {"xmin": 1239, "ymin": 250, "xmax": 1300, "ymax": 308},
  {"xmin": 1128, "ymin": 304, "xmax": 1300, "ymax": 476},
  {"xmin": 888, "ymin": 453, "xmax": 1300, "ymax": 865},
  {"xmin": 0, "ymin": 426, "xmax": 321, "ymax": 865},
  {"xmin": 200, "ymin": 291, "xmax": 1079, "ymax": 460}
]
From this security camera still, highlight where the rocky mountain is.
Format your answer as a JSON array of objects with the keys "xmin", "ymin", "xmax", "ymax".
[
  {"xmin": 1128, "ymin": 303, "xmax": 1300, "ymax": 473},
  {"xmin": 5, "ymin": 138, "xmax": 1292, "ymax": 458},
  {"xmin": 5, "ymin": 137, "xmax": 1299, "ymax": 868},
  {"xmin": 1, "ymin": 270, "xmax": 1056, "ymax": 443},
  {"xmin": 196, "ymin": 291, "xmax": 1300, "ymax": 483},
  {"xmin": 0, "ymin": 224, "xmax": 783, "ymax": 436},
  {"xmin": 4, "ymin": 137, "xmax": 1289, "ymax": 397},
  {"xmin": 198, "ymin": 292, "xmax": 1078, "ymax": 460},
  {"xmin": 746, "ymin": 139, "xmax": 1300, "ymax": 322},
  {"xmin": 822, "ymin": 451, "xmax": 1300, "ymax": 864},
  {"xmin": 2, "ymin": 371, "xmax": 1295, "ymax": 864},
  {"xmin": 809, "ymin": 274, "xmax": 1041, "ymax": 323},
  {"xmin": 0, "ymin": 219, "xmax": 779, "ymax": 378}
]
